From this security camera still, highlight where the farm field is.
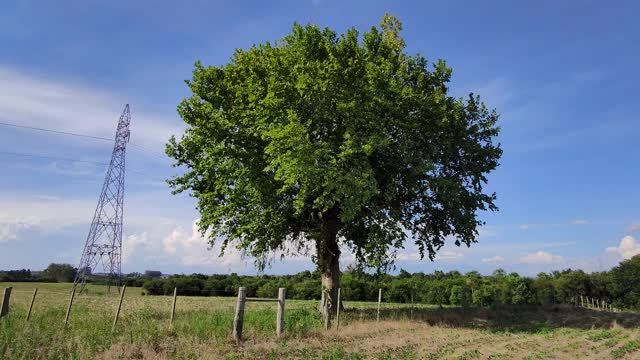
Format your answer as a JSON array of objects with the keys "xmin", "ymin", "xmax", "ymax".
[{"xmin": 1, "ymin": 282, "xmax": 640, "ymax": 359}]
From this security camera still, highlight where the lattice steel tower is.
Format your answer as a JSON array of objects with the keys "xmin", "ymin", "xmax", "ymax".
[{"xmin": 73, "ymin": 104, "xmax": 131, "ymax": 292}]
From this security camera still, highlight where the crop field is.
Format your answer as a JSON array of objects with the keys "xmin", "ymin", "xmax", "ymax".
[{"xmin": 1, "ymin": 282, "xmax": 640, "ymax": 359}]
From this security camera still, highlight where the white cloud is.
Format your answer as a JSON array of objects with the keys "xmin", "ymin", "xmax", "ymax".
[
  {"xmin": 519, "ymin": 251, "xmax": 564, "ymax": 264},
  {"xmin": 161, "ymin": 220, "xmax": 248, "ymax": 270},
  {"xmin": 122, "ymin": 232, "xmax": 150, "ymax": 264},
  {"xmin": 436, "ymin": 250, "xmax": 464, "ymax": 261},
  {"xmin": 519, "ymin": 224, "xmax": 532, "ymax": 230},
  {"xmin": 571, "ymin": 219, "xmax": 590, "ymax": 225},
  {"xmin": 478, "ymin": 226, "xmax": 497, "ymax": 238},
  {"xmin": 394, "ymin": 247, "xmax": 464, "ymax": 263},
  {"xmin": 0, "ymin": 191, "xmax": 192, "ymax": 243},
  {"xmin": 396, "ymin": 252, "xmax": 420, "ymax": 261},
  {"xmin": 627, "ymin": 223, "xmax": 640, "ymax": 233},
  {"xmin": 482, "ymin": 255, "xmax": 504, "ymax": 263},
  {"xmin": 606, "ymin": 236, "xmax": 640, "ymax": 260},
  {"xmin": 0, "ymin": 66, "xmax": 182, "ymax": 152},
  {"xmin": 0, "ymin": 194, "xmax": 94, "ymax": 237},
  {"xmin": 0, "ymin": 223, "xmax": 33, "ymax": 242}
]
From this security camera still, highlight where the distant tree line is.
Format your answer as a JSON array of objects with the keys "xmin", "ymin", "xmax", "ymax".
[
  {"xmin": 4, "ymin": 256, "xmax": 640, "ymax": 310},
  {"xmin": 136, "ymin": 256, "xmax": 640, "ymax": 310},
  {"xmin": 0, "ymin": 263, "xmax": 77, "ymax": 283}
]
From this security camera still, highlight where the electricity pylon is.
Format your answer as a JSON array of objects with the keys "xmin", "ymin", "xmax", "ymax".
[{"xmin": 73, "ymin": 104, "xmax": 131, "ymax": 292}]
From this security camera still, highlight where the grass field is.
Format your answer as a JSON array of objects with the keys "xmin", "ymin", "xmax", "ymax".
[{"xmin": 1, "ymin": 282, "xmax": 640, "ymax": 359}]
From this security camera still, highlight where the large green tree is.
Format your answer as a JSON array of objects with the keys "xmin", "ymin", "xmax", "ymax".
[{"xmin": 167, "ymin": 15, "xmax": 502, "ymax": 324}]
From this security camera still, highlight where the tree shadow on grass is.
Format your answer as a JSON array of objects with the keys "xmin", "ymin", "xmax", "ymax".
[{"xmin": 343, "ymin": 304, "xmax": 640, "ymax": 333}]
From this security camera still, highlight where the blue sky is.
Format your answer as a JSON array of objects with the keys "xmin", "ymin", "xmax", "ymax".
[{"xmin": 0, "ymin": 0, "xmax": 638, "ymax": 276}]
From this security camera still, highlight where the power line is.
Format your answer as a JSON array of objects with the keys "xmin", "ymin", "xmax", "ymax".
[
  {"xmin": 0, "ymin": 150, "xmax": 110, "ymax": 166},
  {"xmin": 0, "ymin": 120, "xmax": 171, "ymax": 163},
  {"xmin": 0, "ymin": 150, "xmax": 167, "ymax": 182},
  {"xmin": 0, "ymin": 121, "xmax": 113, "ymax": 142}
]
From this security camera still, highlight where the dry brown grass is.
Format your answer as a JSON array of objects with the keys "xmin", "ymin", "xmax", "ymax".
[{"xmin": 93, "ymin": 317, "xmax": 640, "ymax": 359}]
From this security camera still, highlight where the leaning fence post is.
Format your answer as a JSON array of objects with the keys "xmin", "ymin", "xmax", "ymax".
[
  {"xmin": 112, "ymin": 285, "xmax": 126, "ymax": 331},
  {"xmin": 233, "ymin": 287, "xmax": 247, "ymax": 342},
  {"xmin": 170, "ymin": 287, "xmax": 177, "ymax": 326},
  {"xmin": 277, "ymin": 288, "xmax": 286, "ymax": 338},
  {"xmin": 0, "ymin": 287, "xmax": 12, "ymax": 319},
  {"xmin": 64, "ymin": 287, "xmax": 76, "ymax": 326},
  {"xmin": 26, "ymin": 288, "xmax": 38, "ymax": 321},
  {"xmin": 377, "ymin": 288, "xmax": 382, "ymax": 322},
  {"xmin": 335, "ymin": 287, "xmax": 341, "ymax": 331}
]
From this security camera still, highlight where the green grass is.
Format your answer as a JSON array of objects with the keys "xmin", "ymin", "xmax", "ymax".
[
  {"xmin": 587, "ymin": 329, "xmax": 622, "ymax": 342},
  {"xmin": 611, "ymin": 339, "xmax": 640, "ymax": 358},
  {"xmin": 3, "ymin": 282, "xmax": 640, "ymax": 359}
]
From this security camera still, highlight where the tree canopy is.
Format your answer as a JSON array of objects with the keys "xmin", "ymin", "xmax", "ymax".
[{"xmin": 167, "ymin": 14, "xmax": 502, "ymax": 323}]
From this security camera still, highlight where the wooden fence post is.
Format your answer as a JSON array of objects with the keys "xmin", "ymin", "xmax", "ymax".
[
  {"xmin": 64, "ymin": 287, "xmax": 76, "ymax": 326},
  {"xmin": 410, "ymin": 293, "xmax": 414, "ymax": 320},
  {"xmin": 170, "ymin": 287, "xmax": 177, "ymax": 326},
  {"xmin": 277, "ymin": 288, "xmax": 286, "ymax": 338},
  {"xmin": 335, "ymin": 288, "xmax": 341, "ymax": 330},
  {"xmin": 233, "ymin": 287, "xmax": 247, "ymax": 342},
  {"xmin": 0, "ymin": 287, "xmax": 11, "ymax": 319},
  {"xmin": 323, "ymin": 289, "xmax": 330, "ymax": 330},
  {"xmin": 377, "ymin": 288, "xmax": 382, "ymax": 322},
  {"xmin": 26, "ymin": 288, "xmax": 38, "ymax": 321},
  {"xmin": 112, "ymin": 285, "xmax": 126, "ymax": 331}
]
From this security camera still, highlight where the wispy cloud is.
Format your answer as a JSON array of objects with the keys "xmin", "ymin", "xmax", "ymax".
[
  {"xmin": 571, "ymin": 219, "xmax": 590, "ymax": 225},
  {"xmin": 0, "ymin": 66, "xmax": 182, "ymax": 153},
  {"xmin": 627, "ymin": 223, "xmax": 640, "ymax": 233},
  {"xmin": 482, "ymin": 255, "xmax": 504, "ymax": 263},
  {"xmin": 519, "ymin": 251, "xmax": 564, "ymax": 264}
]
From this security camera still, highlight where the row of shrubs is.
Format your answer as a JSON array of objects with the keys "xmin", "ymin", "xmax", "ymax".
[{"xmin": 128, "ymin": 255, "xmax": 640, "ymax": 310}]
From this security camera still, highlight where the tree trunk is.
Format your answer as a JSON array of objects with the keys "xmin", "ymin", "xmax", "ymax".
[{"xmin": 316, "ymin": 210, "xmax": 341, "ymax": 329}]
